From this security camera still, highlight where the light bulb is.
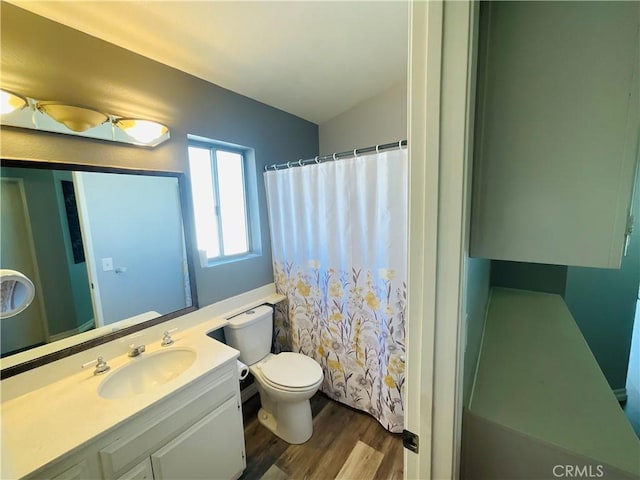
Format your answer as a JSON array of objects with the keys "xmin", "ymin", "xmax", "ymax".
[
  {"xmin": 0, "ymin": 90, "xmax": 27, "ymax": 115},
  {"xmin": 116, "ymin": 119, "xmax": 168, "ymax": 144}
]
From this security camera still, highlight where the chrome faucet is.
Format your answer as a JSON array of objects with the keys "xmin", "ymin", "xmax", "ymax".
[
  {"xmin": 128, "ymin": 343, "xmax": 146, "ymax": 357},
  {"xmin": 82, "ymin": 356, "xmax": 110, "ymax": 375},
  {"xmin": 161, "ymin": 328, "xmax": 178, "ymax": 347}
]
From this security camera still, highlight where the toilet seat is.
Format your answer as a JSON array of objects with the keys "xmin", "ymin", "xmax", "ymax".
[
  {"xmin": 259, "ymin": 352, "xmax": 323, "ymax": 390},
  {"xmin": 260, "ymin": 373, "xmax": 323, "ymax": 393}
]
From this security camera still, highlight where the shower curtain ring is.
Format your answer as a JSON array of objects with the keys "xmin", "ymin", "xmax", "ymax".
[
  {"xmin": 398, "ymin": 140, "xmax": 403, "ymax": 149},
  {"xmin": 333, "ymin": 153, "xmax": 337, "ymax": 161},
  {"xmin": 353, "ymin": 149, "xmax": 358, "ymax": 158},
  {"xmin": 298, "ymin": 159, "xmax": 304, "ymax": 166},
  {"xmin": 315, "ymin": 156, "xmax": 320, "ymax": 164},
  {"xmin": 287, "ymin": 161, "xmax": 292, "ymax": 168},
  {"xmin": 376, "ymin": 145, "xmax": 380, "ymax": 153}
]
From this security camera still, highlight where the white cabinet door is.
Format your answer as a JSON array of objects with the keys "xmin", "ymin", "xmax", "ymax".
[
  {"xmin": 151, "ymin": 396, "xmax": 245, "ymax": 480},
  {"xmin": 470, "ymin": 2, "xmax": 639, "ymax": 268}
]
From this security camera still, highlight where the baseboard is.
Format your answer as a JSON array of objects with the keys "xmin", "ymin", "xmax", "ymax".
[
  {"xmin": 613, "ymin": 387, "xmax": 627, "ymax": 403},
  {"xmin": 241, "ymin": 382, "xmax": 258, "ymax": 403},
  {"xmin": 49, "ymin": 319, "xmax": 94, "ymax": 342}
]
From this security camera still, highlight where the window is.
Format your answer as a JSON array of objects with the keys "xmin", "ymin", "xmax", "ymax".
[{"xmin": 188, "ymin": 141, "xmax": 252, "ymax": 262}]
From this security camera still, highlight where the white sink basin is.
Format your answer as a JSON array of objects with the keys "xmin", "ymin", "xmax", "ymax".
[{"xmin": 98, "ymin": 348, "xmax": 197, "ymax": 399}]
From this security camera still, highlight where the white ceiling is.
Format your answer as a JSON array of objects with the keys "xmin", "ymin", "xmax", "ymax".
[{"xmin": 8, "ymin": 1, "xmax": 409, "ymax": 125}]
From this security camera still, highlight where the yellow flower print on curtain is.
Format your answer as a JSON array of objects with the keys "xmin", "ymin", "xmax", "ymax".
[{"xmin": 273, "ymin": 260, "xmax": 407, "ymax": 433}]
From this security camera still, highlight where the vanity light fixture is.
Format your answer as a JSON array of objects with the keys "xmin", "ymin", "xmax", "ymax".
[
  {"xmin": 114, "ymin": 118, "xmax": 169, "ymax": 144},
  {"xmin": 0, "ymin": 88, "xmax": 171, "ymax": 147},
  {"xmin": 36, "ymin": 102, "xmax": 109, "ymax": 133},
  {"xmin": 0, "ymin": 89, "xmax": 27, "ymax": 115}
]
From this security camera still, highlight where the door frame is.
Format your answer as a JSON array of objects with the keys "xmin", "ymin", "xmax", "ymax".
[
  {"xmin": 72, "ymin": 172, "xmax": 105, "ymax": 328},
  {"xmin": 404, "ymin": 1, "xmax": 479, "ymax": 478}
]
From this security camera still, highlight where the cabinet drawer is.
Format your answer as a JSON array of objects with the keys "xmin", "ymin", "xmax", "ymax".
[{"xmin": 100, "ymin": 369, "xmax": 236, "ymax": 479}]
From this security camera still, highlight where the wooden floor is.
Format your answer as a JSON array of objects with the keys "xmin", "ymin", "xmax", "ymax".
[{"xmin": 240, "ymin": 392, "xmax": 403, "ymax": 480}]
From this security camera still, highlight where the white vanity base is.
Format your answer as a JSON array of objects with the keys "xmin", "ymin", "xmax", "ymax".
[{"xmin": 40, "ymin": 360, "xmax": 245, "ymax": 480}]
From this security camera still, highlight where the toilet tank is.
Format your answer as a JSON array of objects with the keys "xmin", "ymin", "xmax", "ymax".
[{"xmin": 223, "ymin": 305, "xmax": 273, "ymax": 365}]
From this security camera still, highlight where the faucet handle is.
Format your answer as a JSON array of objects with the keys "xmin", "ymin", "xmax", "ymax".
[
  {"xmin": 128, "ymin": 343, "xmax": 146, "ymax": 357},
  {"xmin": 161, "ymin": 328, "xmax": 178, "ymax": 346},
  {"xmin": 82, "ymin": 356, "xmax": 110, "ymax": 375}
]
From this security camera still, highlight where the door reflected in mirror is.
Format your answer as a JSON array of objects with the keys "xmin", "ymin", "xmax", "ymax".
[{"xmin": 0, "ymin": 163, "xmax": 195, "ymax": 359}]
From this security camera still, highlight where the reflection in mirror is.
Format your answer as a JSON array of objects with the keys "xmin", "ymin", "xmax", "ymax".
[
  {"xmin": 0, "ymin": 162, "xmax": 196, "ymax": 362},
  {"xmin": 0, "ymin": 269, "xmax": 36, "ymax": 318}
]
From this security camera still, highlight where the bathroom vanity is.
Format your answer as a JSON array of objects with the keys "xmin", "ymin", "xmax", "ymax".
[
  {"xmin": 41, "ymin": 361, "xmax": 242, "ymax": 480},
  {"xmin": 0, "ymin": 315, "xmax": 254, "ymax": 480}
]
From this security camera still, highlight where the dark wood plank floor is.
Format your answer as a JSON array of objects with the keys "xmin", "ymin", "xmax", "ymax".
[{"xmin": 240, "ymin": 392, "xmax": 403, "ymax": 480}]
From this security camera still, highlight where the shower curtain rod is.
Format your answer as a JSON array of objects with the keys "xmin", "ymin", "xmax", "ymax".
[{"xmin": 264, "ymin": 139, "xmax": 407, "ymax": 171}]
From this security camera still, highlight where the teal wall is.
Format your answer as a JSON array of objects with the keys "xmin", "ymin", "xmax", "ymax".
[
  {"xmin": 564, "ymin": 170, "xmax": 640, "ymax": 392},
  {"xmin": 491, "ymin": 261, "xmax": 567, "ymax": 296},
  {"xmin": 0, "ymin": 3, "xmax": 319, "ymax": 308}
]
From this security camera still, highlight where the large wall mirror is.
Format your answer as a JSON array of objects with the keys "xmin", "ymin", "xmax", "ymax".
[{"xmin": 0, "ymin": 159, "xmax": 198, "ymax": 377}]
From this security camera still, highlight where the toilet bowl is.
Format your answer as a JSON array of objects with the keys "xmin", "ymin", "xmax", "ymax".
[
  {"xmin": 224, "ymin": 306, "xmax": 324, "ymax": 444},
  {"xmin": 250, "ymin": 352, "xmax": 323, "ymax": 444}
]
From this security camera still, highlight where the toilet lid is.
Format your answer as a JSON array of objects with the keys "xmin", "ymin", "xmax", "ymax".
[{"xmin": 261, "ymin": 352, "xmax": 323, "ymax": 389}]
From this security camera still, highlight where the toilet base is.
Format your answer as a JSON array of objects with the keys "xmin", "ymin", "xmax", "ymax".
[{"xmin": 257, "ymin": 399, "xmax": 313, "ymax": 444}]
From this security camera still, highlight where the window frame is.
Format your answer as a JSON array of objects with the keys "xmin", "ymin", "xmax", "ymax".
[{"xmin": 188, "ymin": 139, "xmax": 253, "ymax": 264}]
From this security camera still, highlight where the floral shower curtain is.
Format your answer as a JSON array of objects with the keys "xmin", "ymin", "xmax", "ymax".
[{"xmin": 264, "ymin": 147, "xmax": 407, "ymax": 433}]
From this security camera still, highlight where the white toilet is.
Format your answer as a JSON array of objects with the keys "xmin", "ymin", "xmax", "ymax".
[{"xmin": 224, "ymin": 305, "xmax": 323, "ymax": 444}]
